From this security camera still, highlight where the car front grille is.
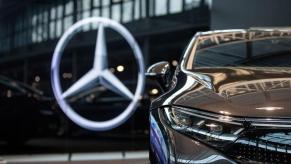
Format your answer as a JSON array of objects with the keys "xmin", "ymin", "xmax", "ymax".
[{"xmin": 227, "ymin": 131, "xmax": 291, "ymax": 163}]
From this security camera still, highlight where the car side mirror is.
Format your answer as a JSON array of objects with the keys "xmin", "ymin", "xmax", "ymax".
[{"xmin": 146, "ymin": 61, "xmax": 171, "ymax": 90}]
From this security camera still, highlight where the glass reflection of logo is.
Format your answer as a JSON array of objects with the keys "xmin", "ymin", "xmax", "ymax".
[{"xmin": 51, "ymin": 17, "xmax": 145, "ymax": 131}]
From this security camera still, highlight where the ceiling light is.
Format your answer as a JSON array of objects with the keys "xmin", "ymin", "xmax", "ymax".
[
  {"xmin": 116, "ymin": 65, "xmax": 124, "ymax": 72},
  {"xmin": 150, "ymin": 88, "xmax": 159, "ymax": 95},
  {"xmin": 35, "ymin": 76, "xmax": 40, "ymax": 82}
]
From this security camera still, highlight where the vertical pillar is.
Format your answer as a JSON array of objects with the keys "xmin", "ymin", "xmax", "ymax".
[
  {"xmin": 145, "ymin": 0, "xmax": 149, "ymax": 18},
  {"xmin": 47, "ymin": 2, "xmax": 51, "ymax": 39},
  {"xmin": 166, "ymin": 0, "xmax": 170, "ymax": 14},
  {"xmin": 182, "ymin": 0, "xmax": 186, "ymax": 11},
  {"xmin": 143, "ymin": 37, "xmax": 149, "ymax": 67},
  {"xmin": 132, "ymin": 0, "xmax": 135, "ymax": 20},
  {"xmin": 73, "ymin": 0, "xmax": 78, "ymax": 22}
]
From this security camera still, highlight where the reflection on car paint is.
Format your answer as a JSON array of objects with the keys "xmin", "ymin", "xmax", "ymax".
[{"xmin": 150, "ymin": 114, "xmax": 167, "ymax": 164}]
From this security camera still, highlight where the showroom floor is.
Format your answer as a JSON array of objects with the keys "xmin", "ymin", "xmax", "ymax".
[
  {"xmin": 0, "ymin": 137, "xmax": 148, "ymax": 154},
  {"xmin": 0, "ymin": 151, "xmax": 149, "ymax": 164},
  {"xmin": 0, "ymin": 136, "xmax": 149, "ymax": 163}
]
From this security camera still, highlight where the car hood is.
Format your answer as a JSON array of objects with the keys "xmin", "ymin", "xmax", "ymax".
[{"xmin": 171, "ymin": 67, "xmax": 291, "ymax": 118}]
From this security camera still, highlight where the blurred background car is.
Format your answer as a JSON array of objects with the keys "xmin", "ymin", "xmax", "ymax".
[{"xmin": 0, "ymin": 75, "xmax": 59, "ymax": 145}]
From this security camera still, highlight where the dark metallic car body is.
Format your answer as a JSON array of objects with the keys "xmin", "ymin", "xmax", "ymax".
[{"xmin": 149, "ymin": 29, "xmax": 291, "ymax": 163}]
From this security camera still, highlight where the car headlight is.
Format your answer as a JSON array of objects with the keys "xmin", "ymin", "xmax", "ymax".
[{"xmin": 162, "ymin": 106, "xmax": 245, "ymax": 149}]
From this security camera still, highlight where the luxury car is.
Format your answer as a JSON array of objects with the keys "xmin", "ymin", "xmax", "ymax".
[{"xmin": 148, "ymin": 29, "xmax": 291, "ymax": 163}]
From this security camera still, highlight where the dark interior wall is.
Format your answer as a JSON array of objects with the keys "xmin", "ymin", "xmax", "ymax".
[{"xmin": 211, "ymin": 0, "xmax": 291, "ymax": 30}]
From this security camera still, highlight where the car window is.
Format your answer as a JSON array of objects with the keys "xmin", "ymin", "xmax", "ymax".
[{"xmin": 188, "ymin": 36, "xmax": 291, "ymax": 69}]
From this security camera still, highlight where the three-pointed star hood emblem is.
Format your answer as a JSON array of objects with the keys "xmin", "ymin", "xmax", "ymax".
[{"xmin": 51, "ymin": 17, "xmax": 145, "ymax": 131}]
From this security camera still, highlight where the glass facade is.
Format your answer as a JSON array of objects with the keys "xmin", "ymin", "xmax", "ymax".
[{"xmin": 0, "ymin": 0, "xmax": 211, "ymax": 53}]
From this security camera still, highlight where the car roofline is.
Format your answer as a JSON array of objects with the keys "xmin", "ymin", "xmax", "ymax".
[
  {"xmin": 195, "ymin": 28, "xmax": 291, "ymax": 37},
  {"xmin": 179, "ymin": 28, "xmax": 291, "ymax": 91},
  {"xmin": 181, "ymin": 28, "xmax": 291, "ymax": 70}
]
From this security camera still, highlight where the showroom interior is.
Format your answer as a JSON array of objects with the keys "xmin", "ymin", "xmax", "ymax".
[{"xmin": 0, "ymin": 0, "xmax": 291, "ymax": 163}]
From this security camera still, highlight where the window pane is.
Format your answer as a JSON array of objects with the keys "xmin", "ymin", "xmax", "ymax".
[
  {"xmin": 32, "ymin": 28, "xmax": 37, "ymax": 42},
  {"xmin": 122, "ymin": 1, "xmax": 133, "ymax": 23},
  {"xmin": 50, "ymin": 22, "xmax": 55, "ymax": 39},
  {"xmin": 64, "ymin": 16, "xmax": 73, "ymax": 30},
  {"xmin": 102, "ymin": 7, "xmax": 110, "ymax": 18},
  {"xmin": 82, "ymin": 10, "xmax": 90, "ymax": 18},
  {"xmin": 92, "ymin": 9, "xmax": 100, "ymax": 29},
  {"xmin": 206, "ymin": 0, "xmax": 212, "ymax": 8},
  {"xmin": 92, "ymin": 8, "xmax": 100, "ymax": 17},
  {"xmin": 82, "ymin": 11, "xmax": 90, "ymax": 31},
  {"xmin": 170, "ymin": 0, "xmax": 182, "ymax": 13},
  {"xmin": 185, "ymin": 0, "xmax": 200, "ymax": 10},
  {"xmin": 93, "ymin": 0, "xmax": 100, "ymax": 7},
  {"xmin": 57, "ymin": 5, "xmax": 63, "ymax": 18},
  {"xmin": 141, "ymin": 0, "xmax": 146, "ymax": 18},
  {"xmin": 51, "ymin": 7, "xmax": 56, "ymax": 19},
  {"xmin": 82, "ymin": 0, "xmax": 91, "ymax": 10},
  {"xmin": 134, "ymin": 0, "xmax": 140, "ymax": 19},
  {"xmin": 102, "ymin": 0, "xmax": 110, "ymax": 6},
  {"xmin": 43, "ymin": 11, "xmax": 48, "ymax": 23},
  {"xmin": 65, "ymin": 1, "xmax": 73, "ymax": 15},
  {"xmin": 37, "ymin": 25, "xmax": 42, "ymax": 42},
  {"xmin": 32, "ymin": 15, "xmax": 37, "ymax": 26},
  {"xmin": 112, "ymin": 4, "xmax": 121, "ymax": 22},
  {"xmin": 56, "ymin": 19, "xmax": 62, "ymax": 37},
  {"xmin": 155, "ymin": 0, "xmax": 167, "ymax": 16}
]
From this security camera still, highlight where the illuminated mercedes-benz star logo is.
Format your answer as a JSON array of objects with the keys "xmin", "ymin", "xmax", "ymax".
[{"xmin": 51, "ymin": 17, "xmax": 145, "ymax": 131}]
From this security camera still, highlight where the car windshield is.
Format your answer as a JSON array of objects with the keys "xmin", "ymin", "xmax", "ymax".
[{"xmin": 185, "ymin": 30, "xmax": 291, "ymax": 70}]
